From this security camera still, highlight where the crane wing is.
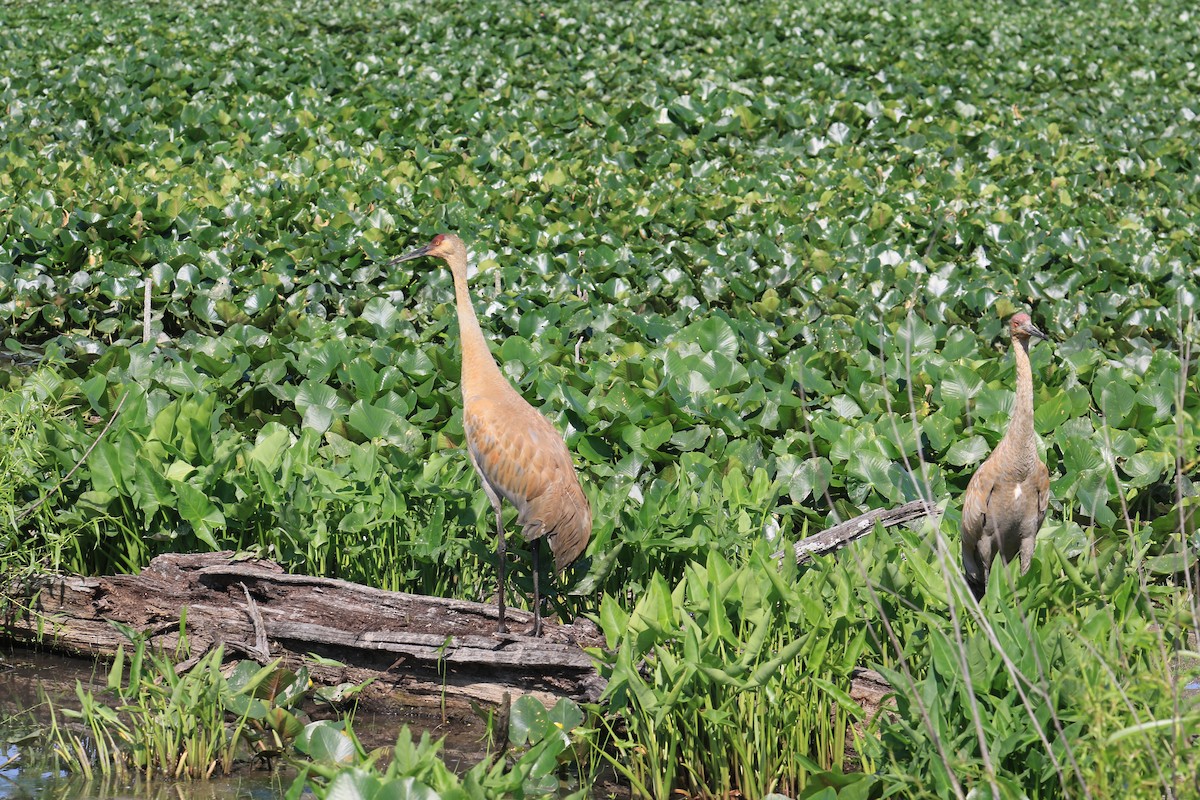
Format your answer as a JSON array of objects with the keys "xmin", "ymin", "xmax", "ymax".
[
  {"xmin": 463, "ymin": 393, "xmax": 591, "ymax": 572},
  {"xmin": 960, "ymin": 457, "xmax": 998, "ymax": 548},
  {"xmin": 1034, "ymin": 460, "xmax": 1050, "ymax": 530},
  {"xmin": 520, "ymin": 476, "xmax": 592, "ymax": 571}
]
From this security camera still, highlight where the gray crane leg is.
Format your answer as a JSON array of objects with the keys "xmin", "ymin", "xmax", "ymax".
[
  {"xmin": 531, "ymin": 544, "xmax": 542, "ymax": 637},
  {"xmin": 493, "ymin": 501, "xmax": 507, "ymax": 634}
]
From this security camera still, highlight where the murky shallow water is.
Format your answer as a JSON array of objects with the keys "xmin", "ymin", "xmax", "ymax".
[
  {"xmin": 0, "ymin": 648, "xmax": 501, "ymax": 800},
  {"xmin": 0, "ymin": 759, "xmax": 290, "ymax": 800}
]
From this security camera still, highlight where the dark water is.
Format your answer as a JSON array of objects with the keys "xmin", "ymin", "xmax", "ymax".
[
  {"xmin": 0, "ymin": 763, "xmax": 290, "ymax": 800},
  {"xmin": 0, "ymin": 649, "xmax": 495, "ymax": 800}
]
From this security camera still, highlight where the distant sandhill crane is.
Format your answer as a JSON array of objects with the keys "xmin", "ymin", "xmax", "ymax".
[
  {"xmin": 960, "ymin": 313, "xmax": 1050, "ymax": 600},
  {"xmin": 387, "ymin": 234, "xmax": 591, "ymax": 636}
]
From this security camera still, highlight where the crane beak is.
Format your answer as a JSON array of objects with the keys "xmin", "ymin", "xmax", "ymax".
[
  {"xmin": 1020, "ymin": 320, "xmax": 1048, "ymax": 341},
  {"xmin": 386, "ymin": 242, "xmax": 434, "ymax": 267}
]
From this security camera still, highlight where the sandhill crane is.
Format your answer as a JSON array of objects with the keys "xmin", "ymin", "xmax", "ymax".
[
  {"xmin": 387, "ymin": 233, "xmax": 592, "ymax": 636},
  {"xmin": 960, "ymin": 313, "xmax": 1050, "ymax": 600}
]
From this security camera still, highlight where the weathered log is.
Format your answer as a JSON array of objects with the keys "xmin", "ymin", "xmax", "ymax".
[
  {"xmin": 774, "ymin": 499, "xmax": 942, "ymax": 565},
  {"xmin": 1, "ymin": 552, "xmax": 607, "ymax": 713}
]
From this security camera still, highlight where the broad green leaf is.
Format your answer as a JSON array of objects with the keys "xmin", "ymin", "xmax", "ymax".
[
  {"xmin": 946, "ymin": 435, "xmax": 990, "ymax": 467},
  {"xmin": 172, "ymin": 481, "xmax": 225, "ymax": 549},
  {"xmin": 296, "ymin": 721, "xmax": 357, "ymax": 764},
  {"xmin": 294, "ymin": 380, "xmax": 349, "ymax": 434},
  {"xmin": 508, "ymin": 695, "xmax": 548, "ymax": 746},
  {"xmin": 361, "ymin": 297, "xmax": 400, "ymax": 334}
]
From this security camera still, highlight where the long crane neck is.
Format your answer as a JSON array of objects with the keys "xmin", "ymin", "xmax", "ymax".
[
  {"xmin": 1003, "ymin": 336, "xmax": 1036, "ymax": 451},
  {"xmin": 448, "ymin": 251, "xmax": 505, "ymax": 392}
]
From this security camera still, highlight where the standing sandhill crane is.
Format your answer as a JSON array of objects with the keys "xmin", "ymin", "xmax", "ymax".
[
  {"xmin": 387, "ymin": 233, "xmax": 592, "ymax": 636},
  {"xmin": 960, "ymin": 313, "xmax": 1050, "ymax": 601}
]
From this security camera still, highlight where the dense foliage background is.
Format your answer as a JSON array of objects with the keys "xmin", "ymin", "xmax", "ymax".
[{"xmin": 2, "ymin": 0, "xmax": 1198, "ymax": 797}]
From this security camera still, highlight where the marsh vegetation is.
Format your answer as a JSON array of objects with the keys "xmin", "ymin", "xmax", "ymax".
[{"xmin": 2, "ymin": 0, "xmax": 1199, "ymax": 797}]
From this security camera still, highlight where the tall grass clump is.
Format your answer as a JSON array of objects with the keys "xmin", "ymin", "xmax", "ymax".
[
  {"xmin": 0, "ymin": 365, "xmax": 78, "ymax": 577},
  {"xmin": 592, "ymin": 541, "xmax": 867, "ymax": 799},
  {"xmin": 49, "ymin": 643, "xmax": 242, "ymax": 780},
  {"xmin": 45, "ymin": 629, "xmax": 333, "ymax": 780},
  {"xmin": 856, "ymin": 526, "xmax": 1200, "ymax": 799}
]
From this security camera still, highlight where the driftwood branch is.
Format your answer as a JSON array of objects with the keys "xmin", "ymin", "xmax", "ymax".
[{"xmin": 774, "ymin": 499, "xmax": 943, "ymax": 564}]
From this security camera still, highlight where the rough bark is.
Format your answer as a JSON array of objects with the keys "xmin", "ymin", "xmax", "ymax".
[
  {"xmin": 774, "ymin": 499, "xmax": 942, "ymax": 565},
  {"xmin": 2, "ymin": 552, "xmax": 606, "ymax": 713}
]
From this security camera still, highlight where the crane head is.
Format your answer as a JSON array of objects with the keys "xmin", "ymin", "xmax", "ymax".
[
  {"xmin": 1010, "ymin": 313, "xmax": 1047, "ymax": 341},
  {"xmin": 386, "ymin": 233, "xmax": 466, "ymax": 267}
]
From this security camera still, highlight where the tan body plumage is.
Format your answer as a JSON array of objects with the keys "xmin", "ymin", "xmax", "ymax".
[
  {"xmin": 389, "ymin": 233, "xmax": 591, "ymax": 636},
  {"xmin": 960, "ymin": 313, "xmax": 1050, "ymax": 600}
]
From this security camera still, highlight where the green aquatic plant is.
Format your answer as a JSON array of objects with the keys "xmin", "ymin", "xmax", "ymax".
[
  {"xmin": 44, "ymin": 627, "xmax": 365, "ymax": 779},
  {"xmin": 592, "ymin": 542, "xmax": 866, "ymax": 799},
  {"xmin": 291, "ymin": 696, "xmax": 598, "ymax": 800},
  {"xmin": 2, "ymin": 0, "xmax": 1199, "ymax": 796}
]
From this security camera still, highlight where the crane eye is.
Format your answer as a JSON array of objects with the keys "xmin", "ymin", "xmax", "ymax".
[{"xmin": 431, "ymin": 234, "xmax": 446, "ymax": 247}]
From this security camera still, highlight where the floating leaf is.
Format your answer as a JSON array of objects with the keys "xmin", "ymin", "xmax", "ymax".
[{"xmin": 946, "ymin": 436, "xmax": 990, "ymax": 467}]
